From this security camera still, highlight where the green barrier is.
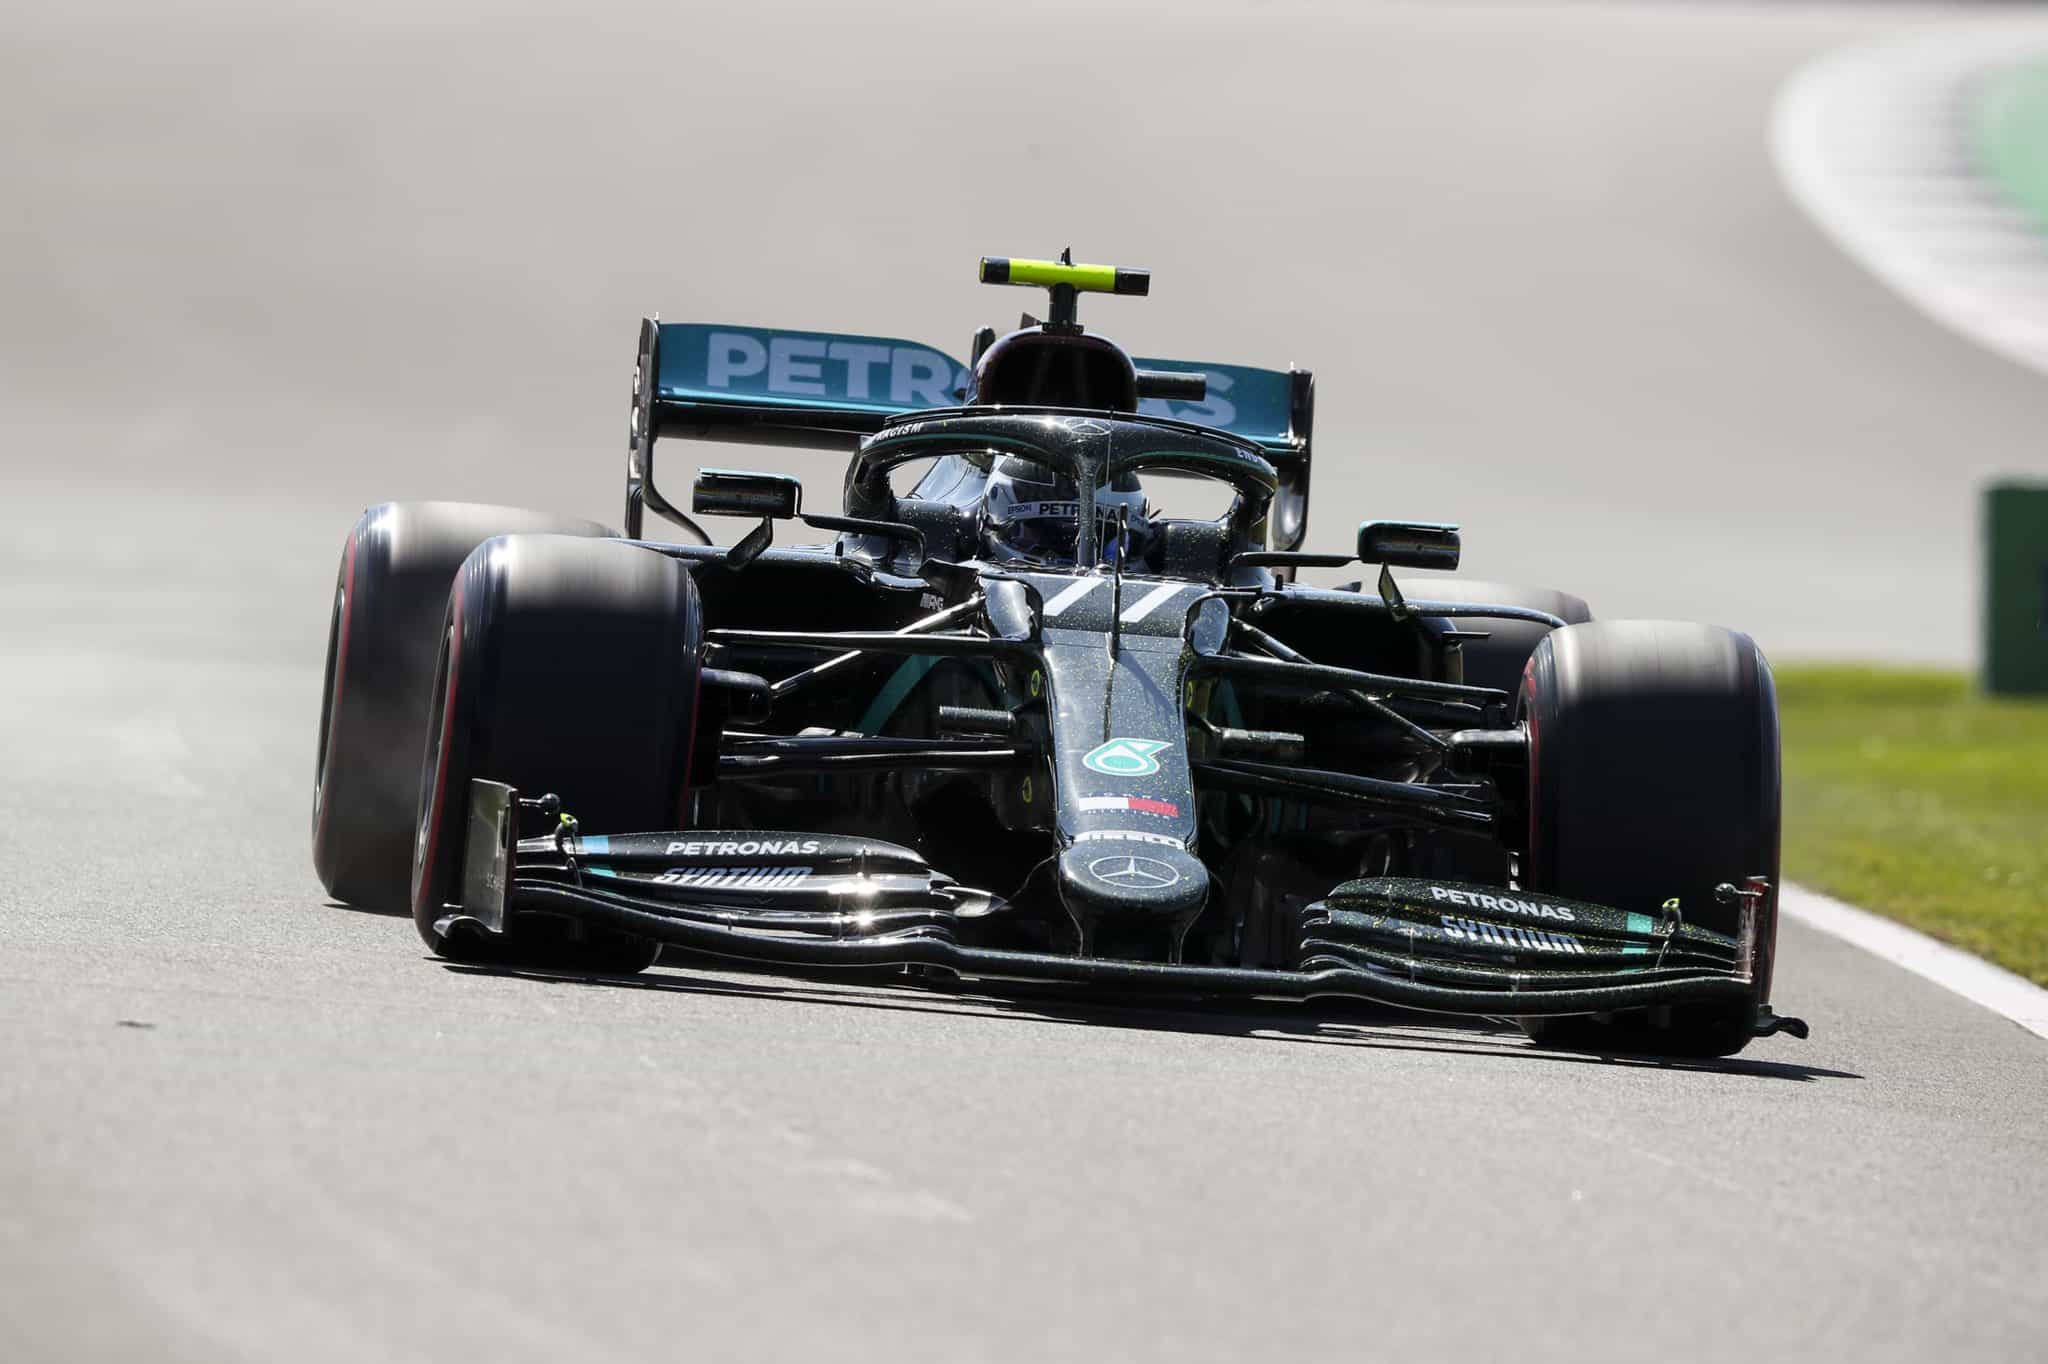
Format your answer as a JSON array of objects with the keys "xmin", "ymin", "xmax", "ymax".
[
  {"xmin": 1984, "ymin": 482, "xmax": 2048, "ymax": 695},
  {"xmin": 1972, "ymin": 65, "xmax": 2048, "ymax": 694},
  {"xmin": 1974, "ymin": 58, "xmax": 2048, "ymax": 237}
]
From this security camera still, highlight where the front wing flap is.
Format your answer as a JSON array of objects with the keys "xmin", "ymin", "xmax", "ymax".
[
  {"xmin": 1299, "ymin": 877, "xmax": 1749, "ymax": 991},
  {"xmin": 446, "ymin": 782, "xmax": 1799, "ymax": 1035}
]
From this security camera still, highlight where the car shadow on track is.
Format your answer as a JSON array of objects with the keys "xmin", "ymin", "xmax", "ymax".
[
  {"xmin": 327, "ymin": 899, "xmax": 409, "ymax": 917},
  {"xmin": 437, "ymin": 956, "xmax": 1861, "ymax": 1084}
]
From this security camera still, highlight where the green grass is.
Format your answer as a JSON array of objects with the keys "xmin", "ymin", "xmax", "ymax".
[{"xmin": 1776, "ymin": 665, "xmax": 2048, "ymax": 985}]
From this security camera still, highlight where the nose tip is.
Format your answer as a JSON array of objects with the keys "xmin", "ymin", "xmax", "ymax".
[{"xmin": 1056, "ymin": 840, "xmax": 1209, "ymax": 943}]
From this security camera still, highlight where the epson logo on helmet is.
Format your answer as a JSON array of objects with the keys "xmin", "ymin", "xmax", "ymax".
[{"xmin": 994, "ymin": 500, "xmax": 1081, "ymax": 524}]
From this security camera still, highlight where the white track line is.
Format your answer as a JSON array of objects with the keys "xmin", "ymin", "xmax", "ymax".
[
  {"xmin": 1782, "ymin": 883, "xmax": 2048, "ymax": 1040},
  {"xmin": 1772, "ymin": 26, "xmax": 2048, "ymax": 378},
  {"xmin": 1772, "ymin": 31, "xmax": 2048, "ymax": 1042}
]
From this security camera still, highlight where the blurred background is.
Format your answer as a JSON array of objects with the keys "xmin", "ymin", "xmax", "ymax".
[{"xmin": 8, "ymin": 0, "xmax": 2048, "ymax": 667}]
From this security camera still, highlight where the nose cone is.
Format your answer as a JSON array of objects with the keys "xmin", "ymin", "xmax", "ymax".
[{"xmin": 1057, "ymin": 840, "xmax": 1209, "ymax": 939}]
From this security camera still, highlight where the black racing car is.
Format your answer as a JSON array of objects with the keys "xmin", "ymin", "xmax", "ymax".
[{"xmin": 312, "ymin": 254, "xmax": 1804, "ymax": 1057}]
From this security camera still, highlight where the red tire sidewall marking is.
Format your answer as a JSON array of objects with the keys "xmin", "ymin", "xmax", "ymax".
[
  {"xmin": 1521, "ymin": 652, "xmax": 1543, "ymax": 887},
  {"xmin": 413, "ymin": 574, "xmax": 467, "ymax": 924},
  {"xmin": 676, "ymin": 664, "xmax": 701, "ymax": 830},
  {"xmin": 312, "ymin": 527, "xmax": 361, "ymax": 863}
]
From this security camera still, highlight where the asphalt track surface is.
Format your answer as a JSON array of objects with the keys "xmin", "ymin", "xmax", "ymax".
[{"xmin": 4, "ymin": 3, "xmax": 2046, "ymax": 1360}]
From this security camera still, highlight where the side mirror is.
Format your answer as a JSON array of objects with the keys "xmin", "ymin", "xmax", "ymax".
[
  {"xmin": 1358, "ymin": 520, "xmax": 1460, "ymax": 572},
  {"xmin": 693, "ymin": 469, "xmax": 801, "ymax": 520}
]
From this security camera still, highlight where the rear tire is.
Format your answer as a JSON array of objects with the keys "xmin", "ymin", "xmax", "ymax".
[
  {"xmin": 410, "ymin": 534, "xmax": 705, "ymax": 972},
  {"xmin": 1411, "ymin": 578, "xmax": 1593, "ymax": 694},
  {"xmin": 1518, "ymin": 620, "xmax": 1780, "ymax": 1058},
  {"xmin": 311, "ymin": 502, "xmax": 615, "ymax": 910}
]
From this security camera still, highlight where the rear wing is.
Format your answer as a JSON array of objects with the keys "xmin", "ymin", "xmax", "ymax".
[{"xmin": 626, "ymin": 321, "xmax": 1314, "ymax": 548}]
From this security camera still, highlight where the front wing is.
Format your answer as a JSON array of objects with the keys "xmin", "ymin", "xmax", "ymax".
[{"xmin": 446, "ymin": 783, "xmax": 1806, "ymax": 1033}]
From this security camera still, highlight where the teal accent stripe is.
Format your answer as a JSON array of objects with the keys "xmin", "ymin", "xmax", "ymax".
[
  {"xmin": 855, "ymin": 655, "xmax": 940, "ymax": 736},
  {"xmin": 589, "ymin": 865, "xmax": 617, "ymax": 878},
  {"xmin": 1622, "ymin": 911, "xmax": 1654, "ymax": 955},
  {"xmin": 581, "ymin": 835, "xmax": 610, "ymax": 855}
]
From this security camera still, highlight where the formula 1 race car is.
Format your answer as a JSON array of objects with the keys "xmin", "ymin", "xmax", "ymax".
[{"xmin": 312, "ymin": 254, "xmax": 1806, "ymax": 1057}]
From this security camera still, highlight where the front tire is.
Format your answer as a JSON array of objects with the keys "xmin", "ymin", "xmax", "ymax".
[
  {"xmin": 311, "ymin": 502, "xmax": 615, "ymax": 910},
  {"xmin": 410, "ymin": 534, "xmax": 705, "ymax": 971},
  {"xmin": 1518, "ymin": 620, "xmax": 1781, "ymax": 1057}
]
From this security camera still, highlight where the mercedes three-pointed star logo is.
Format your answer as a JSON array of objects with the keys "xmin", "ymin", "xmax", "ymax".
[{"xmin": 1086, "ymin": 854, "xmax": 1181, "ymax": 890}]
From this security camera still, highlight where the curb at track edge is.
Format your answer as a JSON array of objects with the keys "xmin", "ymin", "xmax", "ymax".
[{"xmin": 1782, "ymin": 882, "xmax": 2048, "ymax": 1042}]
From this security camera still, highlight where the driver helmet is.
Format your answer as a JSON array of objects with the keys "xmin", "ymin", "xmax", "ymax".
[{"xmin": 981, "ymin": 456, "xmax": 1152, "ymax": 566}]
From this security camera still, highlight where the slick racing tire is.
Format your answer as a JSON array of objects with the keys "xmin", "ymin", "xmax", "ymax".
[
  {"xmin": 312, "ymin": 502, "xmax": 616, "ymax": 910},
  {"xmin": 410, "ymin": 534, "xmax": 704, "ymax": 972},
  {"xmin": 1518, "ymin": 621, "xmax": 1781, "ymax": 1058},
  {"xmin": 1409, "ymin": 579, "xmax": 1593, "ymax": 695}
]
